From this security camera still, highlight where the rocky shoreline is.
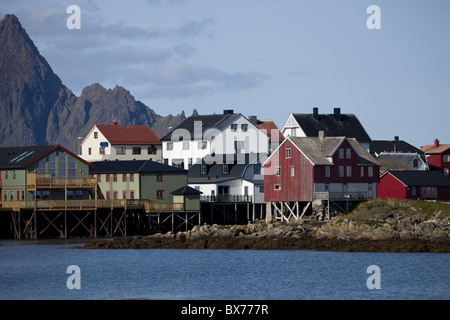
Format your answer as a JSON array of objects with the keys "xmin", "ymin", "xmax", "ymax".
[{"xmin": 77, "ymin": 199, "xmax": 450, "ymax": 253}]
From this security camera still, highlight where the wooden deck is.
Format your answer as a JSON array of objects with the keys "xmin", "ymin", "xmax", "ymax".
[
  {"xmin": 0, "ymin": 199, "xmax": 184, "ymax": 213},
  {"xmin": 26, "ymin": 173, "xmax": 97, "ymax": 191}
]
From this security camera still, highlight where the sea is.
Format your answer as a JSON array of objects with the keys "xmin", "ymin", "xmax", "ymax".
[{"xmin": 0, "ymin": 239, "xmax": 449, "ymax": 300}]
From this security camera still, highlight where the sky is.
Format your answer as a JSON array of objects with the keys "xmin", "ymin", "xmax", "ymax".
[{"xmin": 2, "ymin": 0, "xmax": 449, "ymax": 148}]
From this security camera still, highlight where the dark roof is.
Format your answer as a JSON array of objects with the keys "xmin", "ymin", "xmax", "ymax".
[
  {"xmin": 89, "ymin": 160, "xmax": 187, "ymax": 174},
  {"xmin": 370, "ymin": 140, "xmax": 423, "ymax": 155},
  {"xmin": 188, "ymin": 153, "xmax": 264, "ymax": 184},
  {"xmin": 385, "ymin": 170, "xmax": 450, "ymax": 187},
  {"xmin": 171, "ymin": 186, "xmax": 202, "ymax": 195},
  {"xmin": 0, "ymin": 145, "xmax": 92, "ymax": 169},
  {"xmin": 161, "ymin": 113, "xmax": 239, "ymax": 141},
  {"xmin": 292, "ymin": 112, "xmax": 372, "ymax": 143}
]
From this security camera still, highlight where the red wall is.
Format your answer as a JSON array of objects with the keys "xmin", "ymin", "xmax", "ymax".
[
  {"xmin": 377, "ymin": 173, "xmax": 407, "ymax": 199},
  {"xmin": 426, "ymin": 149, "xmax": 450, "ymax": 177},
  {"xmin": 314, "ymin": 139, "xmax": 379, "ymax": 184},
  {"xmin": 264, "ymin": 140, "xmax": 314, "ymax": 202}
]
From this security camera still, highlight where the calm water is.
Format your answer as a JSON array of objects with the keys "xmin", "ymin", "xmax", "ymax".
[{"xmin": 0, "ymin": 239, "xmax": 449, "ymax": 300}]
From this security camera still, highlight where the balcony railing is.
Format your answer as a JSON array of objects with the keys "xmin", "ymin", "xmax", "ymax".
[
  {"xmin": 314, "ymin": 192, "xmax": 368, "ymax": 201},
  {"xmin": 26, "ymin": 173, "xmax": 97, "ymax": 190},
  {"xmin": 200, "ymin": 195, "xmax": 253, "ymax": 203},
  {"xmin": 0, "ymin": 199, "xmax": 185, "ymax": 212}
]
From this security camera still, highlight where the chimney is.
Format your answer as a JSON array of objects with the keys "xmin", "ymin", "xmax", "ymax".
[
  {"xmin": 313, "ymin": 107, "xmax": 319, "ymax": 120},
  {"xmin": 223, "ymin": 109, "xmax": 234, "ymax": 115},
  {"xmin": 434, "ymin": 139, "xmax": 440, "ymax": 148},
  {"xmin": 394, "ymin": 136, "xmax": 399, "ymax": 142},
  {"xmin": 248, "ymin": 116, "xmax": 257, "ymax": 125},
  {"xmin": 318, "ymin": 130, "xmax": 326, "ymax": 140},
  {"xmin": 334, "ymin": 108, "xmax": 341, "ymax": 121},
  {"xmin": 112, "ymin": 121, "xmax": 118, "ymax": 126}
]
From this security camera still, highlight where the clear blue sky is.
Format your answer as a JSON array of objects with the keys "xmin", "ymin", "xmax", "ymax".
[{"xmin": 2, "ymin": 0, "xmax": 449, "ymax": 148}]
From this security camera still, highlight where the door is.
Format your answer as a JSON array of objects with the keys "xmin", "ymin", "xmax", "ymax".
[{"xmin": 368, "ymin": 184, "xmax": 373, "ymax": 198}]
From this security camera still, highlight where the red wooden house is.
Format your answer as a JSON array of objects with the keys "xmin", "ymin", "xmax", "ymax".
[
  {"xmin": 263, "ymin": 133, "xmax": 379, "ymax": 220},
  {"xmin": 420, "ymin": 139, "xmax": 450, "ymax": 177},
  {"xmin": 378, "ymin": 170, "xmax": 450, "ymax": 201}
]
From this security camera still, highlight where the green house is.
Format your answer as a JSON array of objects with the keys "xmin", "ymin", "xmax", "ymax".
[
  {"xmin": 0, "ymin": 145, "xmax": 94, "ymax": 203},
  {"xmin": 89, "ymin": 160, "xmax": 198, "ymax": 211}
]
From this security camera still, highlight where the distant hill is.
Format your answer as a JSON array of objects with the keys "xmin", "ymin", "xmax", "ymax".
[{"xmin": 0, "ymin": 14, "xmax": 186, "ymax": 152}]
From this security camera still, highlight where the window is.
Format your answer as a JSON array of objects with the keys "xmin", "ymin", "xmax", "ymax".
[
  {"xmin": 368, "ymin": 166, "xmax": 373, "ymax": 177},
  {"xmin": 38, "ymin": 158, "xmax": 46, "ymax": 174},
  {"xmin": 346, "ymin": 148, "xmax": 351, "ymax": 159},
  {"xmin": 94, "ymin": 132, "xmax": 98, "ymax": 139},
  {"xmin": 106, "ymin": 191, "xmax": 110, "ymax": 200},
  {"xmin": 12, "ymin": 170, "xmax": 16, "ymax": 179},
  {"xmin": 113, "ymin": 174, "xmax": 117, "ymax": 182},
  {"xmin": 241, "ymin": 124, "xmax": 248, "ymax": 132},
  {"xmin": 123, "ymin": 191, "xmax": 127, "ymax": 200},
  {"xmin": 157, "ymin": 174, "xmax": 164, "ymax": 182},
  {"xmin": 167, "ymin": 142, "xmax": 173, "ymax": 151},
  {"xmin": 106, "ymin": 174, "xmax": 110, "ymax": 182},
  {"xmin": 361, "ymin": 167, "xmax": 365, "ymax": 177},
  {"xmin": 444, "ymin": 155, "xmax": 450, "ymax": 162},
  {"xmin": 130, "ymin": 173, "xmax": 134, "ymax": 182},
  {"xmin": 99, "ymin": 147, "xmax": 106, "ymax": 155},
  {"xmin": 198, "ymin": 141, "xmax": 207, "ymax": 150},
  {"xmin": 88, "ymin": 148, "xmax": 92, "ymax": 155},
  {"xmin": 182, "ymin": 141, "xmax": 190, "ymax": 150},
  {"xmin": 286, "ymin": 148, "xmax": 291, "ymax": 159},
  {"xmin": 339, "ymin": 166, "xmax": 344, "ymax": 177},
  {"xmin": 59, "ymin": 153, "xmax": 66, "ymax": 178},
  {"xmin": 69, "ymin": 158, "xmax": 77, "ymax": 178},
  {"xmin": 132, "ymin": 147, "xmax": 141, "ymax": 155},
  {"xmin": 148, "ymin": 145, "xmax": 157, "ymax": 155},
  {"xmin": 413, "ymin": 158, "xmax": 419, "ymax": 168},
  {"xmin": 223, "ymin": 164, "xmax": 229, "ymax": 175},
  {"xmin": 254, "ymin": 164, "xmax": 261, "ymax": 175},
  {"xmin": 130, "ymin": 191, "xmax": 135, "ymax": 200},
  {"xmin": 116, "ymin": 147, "xmax": 126, "ymax": 155},
  {"xmin": 445, "ymin": 168, "xmax": 449, "ymax": 176},
  {"xmin": 122, "ymin": 174, "xmax": 127, "ymax": 182},
  {"xmin": 290, "ymin": 166, "xmax": 295, "ymax": 177},
  {"xmin": 201, "ymin": 163, "xmax": 207, "ymax": 175},
  {"xmin": 231, "ymin": 124, "xmax": 238, "ymax": 132},
  {"xmin": 274, "ymin": 184, "xmax": 281, "ymax": 190},
  {"xmin": 421, "ymin": 187, "xmax": 437, "ymax": 198},
  {"xmin": 157, "ymin": 190, "xmax": 164, "ymax": 199},
  {"xmin": 113, "ymin": 191, "xmax": 118, "ymax": 200},
  {"xmin": 97, "ymin": 174, "xmax": 101, "ymax": 182},
  {"xmin": 346, "ymin": 166, "xmax": 352, "ymax": 177},
  {"xmin": 49, "ymin": 153, "xmax": 56, "ymax": 178},
  {"xmin": 259, "ymin": 186, "xmax": 264, "ymax": 193},
  {"xmin": 234, "ymin": 141, "xmax": 245, "ymax": 151},
  {"xmin": 276, "ymin": 166, "xmax": 281, "ymax": 176},
  {"xmin": 325, "ymin": 166, "xmax": 331, "ymax": 177},
  {"xmin": 339, "ymin": 148, "xmax": 344, "ymax": 159}
]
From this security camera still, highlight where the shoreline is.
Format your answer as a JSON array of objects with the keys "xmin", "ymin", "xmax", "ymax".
[{"xmin": 77, "ymin": 234, "xmax": 450, "ymax": 253}]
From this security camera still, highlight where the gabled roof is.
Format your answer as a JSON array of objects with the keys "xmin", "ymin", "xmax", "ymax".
[
  {"xmin": 382, "ymin": 170, "xmax": 450, "ymax": 187},
  {"xmin": 161, "ymin": 112, "xmax": 240, "ymax": 141},
  {"xmin": 96, "ymin": 124, "xmax": 161, "ymax": 145},
  {"xmin": 257, "ymin": 120, "xmax": 284, "ymax": 142},
  {"xmin": 291, "ymin": 111, "xmax": 372, "ymax": 143},
  {"xmin": 0, "ymin": 145, "xmax": 93, "ymax": 169},
  {"xmin": 89, "ymin": 160, "xmax": 187, "ymax": 174},
  {"xmin": 265, "ymin": 136, "xmax": 379, "ymax": 167},
  {"xmin": 420, "ymin": 144, "xmax": 450, "ymax": 154},
  {"xmin": 370, "ymin": 139, "xmax": 424, "ymax": 155}
]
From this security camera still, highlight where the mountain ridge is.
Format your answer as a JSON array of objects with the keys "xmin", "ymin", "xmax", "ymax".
[{"xmin": 0, "ymin": 14, "xmax": 186, "ymax": 152}]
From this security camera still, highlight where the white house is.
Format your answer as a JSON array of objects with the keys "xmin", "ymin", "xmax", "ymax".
[
  {"xmin": 80, "ymin": 122, "xmax": 162, "ymax": 162},
  {"xmin": 187, "ymin": 153, "xmax": 268, "ymax": 204},
  {"xmin": 160, "ymin": 110, "xmax": 270, "ymax": 169}
]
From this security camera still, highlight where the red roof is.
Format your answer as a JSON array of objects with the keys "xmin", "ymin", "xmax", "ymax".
[
  {"xmin": 257, "ymin": 120, "xmax": 284, "ymax": 142},
  {"xmin": 96, "ymin": 124, "xmax": 161, "ymax": 145},
  {"xmin": 421, "ymin": 144, "xmax": 450, "ymax": 154}
]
